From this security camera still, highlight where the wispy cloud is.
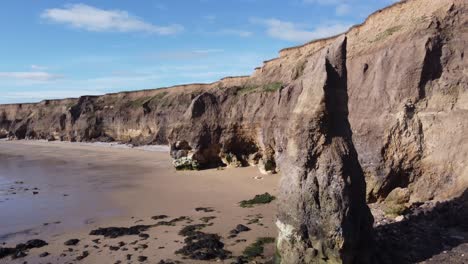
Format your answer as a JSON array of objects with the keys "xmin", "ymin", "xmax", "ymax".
[
  {"xmin": 217, "ymin": 29, "xmax": 253, "ymax": 37},
  {"xmin": 251, "ymin": 18, "xmax": 350, "ymax": 42},
  {"xmin": 302, "ymin": 0, "xmax": 351, "ymax": 16},
  {"xmin": 41, "ymin": 4, "xmax": 183, "ymax": 35},
  {"xmin": 30, "ymin": 65, "xmax": 48, "ymax": 71},
  {"xmin": 0, "ymin": 72, "xmax": 63, "ymax": 81},
  {"xmin": 145, "ymin": 49, "xmax": 224, "ymax": 60}
]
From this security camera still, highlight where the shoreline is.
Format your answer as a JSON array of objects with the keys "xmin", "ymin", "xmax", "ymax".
[{"xmin": 0, "ymin": 138, "xmax": 171, "ymax": 153}]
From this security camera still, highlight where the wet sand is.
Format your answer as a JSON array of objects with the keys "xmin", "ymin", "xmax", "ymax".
[{"xmin": 0, "ymin": 140, "xmax": 280, "ymax": 263}]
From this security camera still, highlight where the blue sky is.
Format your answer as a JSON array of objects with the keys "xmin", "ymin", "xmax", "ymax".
[{"xmin": 0, "ymin": 0, "xmax": 397, "ymax": 104}]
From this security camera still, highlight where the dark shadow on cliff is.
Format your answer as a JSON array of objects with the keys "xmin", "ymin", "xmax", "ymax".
[{"xmin": 374, "ymin": 189, "xmax": 468, "ymax": 263}]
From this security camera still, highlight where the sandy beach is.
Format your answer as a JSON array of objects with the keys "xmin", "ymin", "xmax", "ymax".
[{"xmin": 0, "ymin": 140, "xmax": 280, "ymax": 263}]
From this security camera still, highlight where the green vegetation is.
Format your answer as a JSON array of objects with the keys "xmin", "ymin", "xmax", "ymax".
[
  {"xmin": 292, "ymin": 59, "xmax": 307, "ymax": 80},
  {"xmin": 178, "ymin": 224, "xmax": 207, "ymax": 236},
  {"xmin": 264, "ymin": 159, "xmax": 276, "ymax": 172},
  {"xmin": 66, "ymin": 102, "xmax": 76, "ymax": 109},
  {"xmin": 240, "ymin": 193, "xmax": 276, "ymax": 208},
  {"xmin": 384, "ymin": 203, "xmax": 407, "ymax": 217},
  {"xmin": 238, "ymin": 85, "xmax": 258, "ymax": 95},
  {"xmin": 242, "ymin": 237, "xmax": 276, "ymax": 259},
  {"xmin": 263, "ymin": 82, "xmax": 283, "ymax": 92},
  {"xmin": 200, "ymin": 216, "xmax": 217, "ymax": 223},
  {"xmin": 274, "ymin": 248, "xmax": 282, "ymax": 264},
  {"xmin": 238, "ymin": 82, "xmax": 283, "ymax": 95},
  {"xmin": 372, "ymin": 25, "xmax": 403, "ymax": 42},
  {"xmin": 174, "ymin": 157, "xmax": 200, "ymax": 171},
  {"xmin": 127, "ymin": 92, "xmax": 168, "ymax": 108}
]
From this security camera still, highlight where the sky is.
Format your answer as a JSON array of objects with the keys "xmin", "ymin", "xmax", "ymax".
[{"xmin": 0, "ymin": 0, "xmax": 398, "ymax": 104}]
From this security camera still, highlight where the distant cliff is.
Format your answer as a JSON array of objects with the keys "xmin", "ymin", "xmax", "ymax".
[{"xmin": 1, "ymin": 0, "xmax": 466, "ymax": 210}]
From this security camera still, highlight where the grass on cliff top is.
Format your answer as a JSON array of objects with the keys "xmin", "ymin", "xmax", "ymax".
[
  {"xmin": 128, "ymin": 92, "xmax": 168, "ymax": 108},
  {"xmin": 240, "ymin": 193, "xmax": 276, "ymax": 208},
  {"xmin": 242, "ymin": 237, "xmax": 276, "ymax": 259},
  {"xmin": 372, "ymin": 25, "xmax": 403, "ymax": 43},
  {"xmin": 238, "ymin": 82, "xmax": 283, "ymax": 95}
]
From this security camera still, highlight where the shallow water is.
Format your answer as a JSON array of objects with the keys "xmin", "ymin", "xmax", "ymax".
[{"xmin": 0, "ymin": 154, "xmax": 124, "ymax": 242}]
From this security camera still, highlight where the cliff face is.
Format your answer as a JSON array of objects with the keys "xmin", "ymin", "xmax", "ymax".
[{"xmin": 1, "ymin": 0, "xmax": 465, "ymax": 206}]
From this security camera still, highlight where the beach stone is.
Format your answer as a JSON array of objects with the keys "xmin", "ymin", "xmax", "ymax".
[
  {"xmin": 176, "ymin": 224, "xmax": 231, "ymax": 260},
  {"xmin": 24, "ymin": 239, "xmax": 47, "ymax": 248},
  {"xmin": 229, "ymin": 224, "xmax": 251, "ymax": 236},
  {"xmin": 109, "ymin": 246, "xmax": 120, "ymax": 251},
  {"xmin": 138, "ymin": 233, "xmax": 150, "ymax": 240},
  {"xmin": 195, "ymin": 207, "xmax": 215, "ymax": 213},
  {"xmin": 76, "ymin": 251, "xmax": 89, "ymax": 261},
  {"xmin": 90, "ymin": 225, "xmax": 153, "ymax": 238},
  {"xmin": 12, "ymin": 251, "xmax": 27, "ymax": 259},
  {"xmin": 158, "ymin": 260, "xmax": 182, "ymax": 264},
  {"xmin": 151, "ymin": 215, "xmax": 168, "ymax": 220},
  {"xmin": 395, "ymin": 215, "xmax": 405, "ymax": 222},
  {"xmin": 64, "ymin": 239, "xmax": 80, "ymax": 246},
  {"xmin": 39, "ymin": 252, "xmax": 49, "ymax": 257},
  {"xmin": 0, "ymin": 239, "xmax": 48, "ymax": 259}
]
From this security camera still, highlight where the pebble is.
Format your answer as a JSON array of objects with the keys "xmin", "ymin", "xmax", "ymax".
[
  {"xmin": 394, "ymin": 215, "xmax": 404, "ymax": 222},
  {"xmin": 64, "ymin": 239, "xmax": 80, "ymax": 246}
]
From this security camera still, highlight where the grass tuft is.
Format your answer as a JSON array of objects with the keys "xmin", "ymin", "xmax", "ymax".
[
  {"xmin": 127, "ymin": 92, "xmax": 169, "ymax": 108},
  {"xmin": 240, "ymin": 193, "xmax": 276, "ymax": 208},
  {"xmin": 262, "ymin": 82, "xmax": 283, "ymax": 92},
  {"xmin": 238, "ymin": 82, "xmax": 283, "ymax": 95},
  {"xmin": 372, "ymin": 25, "xmax": 403, "ymax": 42},
  {"xmin": 242, "ymin": 237, "xmax": 276, "ymax": 259}
]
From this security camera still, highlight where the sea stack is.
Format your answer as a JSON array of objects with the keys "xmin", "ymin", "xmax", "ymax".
[{"xmin": 275, "ymin": 36, "xmax": 373, "ymax": 263}]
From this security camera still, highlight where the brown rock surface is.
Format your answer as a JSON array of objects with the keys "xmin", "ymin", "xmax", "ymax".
[{"xmin": 274, "ymin": 36, "xmax": 374, "ymax": 263}]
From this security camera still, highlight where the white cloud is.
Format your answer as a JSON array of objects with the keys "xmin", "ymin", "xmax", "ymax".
[
  {"xmin": 252, "ymin": 18, "xmax": 350, "ymax": 42},
  {"xmin": 193, "ymin": 49, "xmax": 224, "ymax": 54},
  {"xmin": 41, "ymin": 4, "xmax": 183, "ymax": 35},
  {"xmin": 0, "ymin": 72, "xmax": 63, "ymax": 81},
  {"xmin": 218, "ymin": 29, "xmax": 253, "ymax": 37},
  {"xmin": 145, "ymin": 49, "xmax": 224, "ymax": 60},
  {"xmin": 30, "ymin": 65, "xmax": 48, "ymax": 71}
]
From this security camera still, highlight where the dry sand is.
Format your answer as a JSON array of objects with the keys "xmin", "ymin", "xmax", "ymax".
[{"xmin": 0, "ymin": 140, "xmax": 280, "ymax": 264}]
